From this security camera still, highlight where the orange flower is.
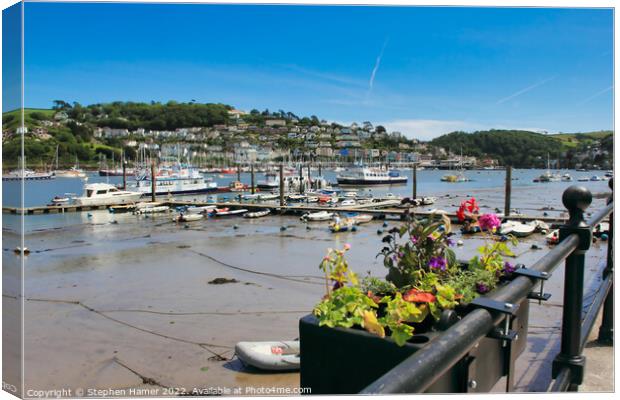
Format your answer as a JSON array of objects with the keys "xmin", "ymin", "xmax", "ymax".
[{"xmin": 403, "ymin": 289, "xmax": 436, "ymax": 303}]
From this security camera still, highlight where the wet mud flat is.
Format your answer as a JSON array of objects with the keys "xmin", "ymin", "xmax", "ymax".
[{"xmin": 5, "ymin": 184, "xmax": 612, "ymax": 395}]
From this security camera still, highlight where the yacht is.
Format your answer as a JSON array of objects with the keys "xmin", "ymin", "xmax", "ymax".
[
  {"xmin": 336, "ymin": 167, "xmax": 407, "ymax": 185},
  {"xmin": 74, "ymin": 183, "xmax": 142, "ymax": 206},
  {"xmin": 440, "ymin": 149, "xmax": 469, "ymax": 183},
  {"xmin": 533, "ymin": 154, "xmax": 561, "ymax": 182},
  {"xmin": 54, "ymin": 166, "xmax": 87, "ymax": 178},
  {"xmin": 129, "ymin": 165, "xmax": 217, "ymax": 195},
  {"xmin": 3, "ymin": 169, "xmax": 54, "ymax": 181}
]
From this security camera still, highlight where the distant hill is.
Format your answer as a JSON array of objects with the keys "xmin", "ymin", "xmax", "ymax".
[{"xmin": 429, "ymin": 129, "xmax": 613, "ymax": 168}]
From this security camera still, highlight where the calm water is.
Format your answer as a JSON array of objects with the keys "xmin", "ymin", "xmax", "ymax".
[{"xmin": 2, "ymin": 168, "xmax": 610, "ymax": 208}]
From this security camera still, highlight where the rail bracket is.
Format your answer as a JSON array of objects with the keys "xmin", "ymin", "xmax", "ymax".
[
  {"xmin": 470, "ymin": 297, "xmax": 519, "ymax": 316},
  {"xmin": 487, "ymin": 326, "xmax": 518, "ymax": 342},
  {"xmin": 512, "ymin": 265, "xmax": 552, "ymax": 303}
]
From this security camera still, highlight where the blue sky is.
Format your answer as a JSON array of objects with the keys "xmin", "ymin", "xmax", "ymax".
[{"xmin": 13, "ymin": 3, "xmax": 615, "ymax": 139}]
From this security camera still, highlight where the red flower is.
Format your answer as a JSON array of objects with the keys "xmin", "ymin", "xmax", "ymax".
[
  {"xmin": 457, "ymin": 198, "xmax": 480, "ymax": 222},
  {"xmin": 367, "ymin": 291, "xmax": 382, "ymax": 304},
  {"xmin": 403, "ymin": 289, "xmax": 436, "ymax": 303}
]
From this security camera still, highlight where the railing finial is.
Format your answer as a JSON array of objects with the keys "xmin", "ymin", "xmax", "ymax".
[{"xmin": 562, "ymin": 185, "xmax": 592, "ymax": 227}]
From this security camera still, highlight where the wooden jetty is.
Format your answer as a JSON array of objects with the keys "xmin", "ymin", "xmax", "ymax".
[{"xmin": 1, "ymin": 198, "xmax": 575, "ymax": 224}]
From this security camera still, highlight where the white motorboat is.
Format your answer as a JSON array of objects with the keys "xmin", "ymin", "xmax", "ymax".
[
  {"xmin": 3, "ymin": 169, "xmax": 55, "ymax": 181},
  {"xmin": 74, "ymin": 183, "xmax": 142, "ymax": 206},
  {"xmin": 344, "ymin": 191, "xmax": 358, "ymax": 198},
  {"xmin": 287, "ymin": 194, "xmax": 307, "ymax": 202},
  {"xmin": 235, "ymin": 341, "xmax": 300, "ymax": 371},
  {"xmin": 244, "ymin": 209, "xmax": 271, "ymax": 218},
  {"xmin": 561, "ymin": 173, "xmax": 572, "ymax": 182},
  {"xmin": 258, "ymin": 193, "xmax": 280, "ymax": 201},
  {"xmin": 301, "ymin": 211, "xmax": 334, "ymax": 221},
  {"xmin": 129, "ymin": 164, "xmax": 217, "ymax": 195},
  {"xmin": 590, "ymin": 176, "xmax": 602, "ymax": 181},
  {"xmin": 340, "ymin": 199, "xmax": 356, "ymax": 207},
  {"xmin": 50, "ymin": 195, "xmax": 71, "ymax": 204},
  {"xmin": 577, "ymin": 177, "xmax": 590, "ymax": 182},
  {"xmin": 54, "ymin": 166, "xmax": 87, "ymax": 178},
  {"xmin": 337, "ymin": 167, "xmax": 407, "ymax": 185}
]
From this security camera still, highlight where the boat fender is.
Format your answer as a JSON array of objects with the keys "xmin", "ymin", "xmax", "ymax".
[
  {"xmin": 280, "ymin": 226, "xmax": 287, "ymax": 231},
  {"xmin": 306, "ymin": 226, "xmax": 311, "ymax": 230},
  {"xmin": 601, "ymin": 233, "xmax": 609, "ymax": 241},
  {"xmin": 531, "ymin": 244, "xmax": 542, "ymax": 250},
  {"xmin": 351, "ymin": 226, "xmax": 358, "ymax": 232},
  {"xmin": 184, "ymin": 224, "xmax": 190, "ymax": 229},
  {"xmin": 382, "ymin": 222, "xmax": 389, "ymax": 228},
  {"xmin": 233, "ymin": 225, "xmax": 239, "ymax": 230},
  {"xmin": 87, "ymin": 213, "xmax": 93, "ymax": 218},
  {"xmin": 377, "ymin": 229, "xmax": 383, "ymax": 235}
]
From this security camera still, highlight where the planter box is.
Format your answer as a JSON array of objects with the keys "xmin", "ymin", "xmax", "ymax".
[{"xmin": 299, "ymin": 298, "xmax": 529, "ymax": 394}]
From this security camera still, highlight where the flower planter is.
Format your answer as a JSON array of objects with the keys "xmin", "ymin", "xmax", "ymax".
[{"xmin": 299, "ymin": 298, "xmax": 529, "ymax": 394}]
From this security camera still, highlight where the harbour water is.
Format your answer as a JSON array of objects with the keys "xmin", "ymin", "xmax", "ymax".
[{"xmin": 2, "ymin": 168, "xmax": 613, "ymax": 394}]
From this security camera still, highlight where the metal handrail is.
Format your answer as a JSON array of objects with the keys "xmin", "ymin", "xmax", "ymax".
[{"xmin": 361, "ymin": 185, "xmax": 613, "ymax": 394}]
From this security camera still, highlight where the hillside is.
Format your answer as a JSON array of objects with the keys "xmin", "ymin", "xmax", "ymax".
[{"xmin": 429, "ymin": 129, "xmax": 613, "ymax": 168}]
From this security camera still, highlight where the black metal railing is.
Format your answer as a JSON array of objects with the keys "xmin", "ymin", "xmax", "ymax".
[{"xmin": 361, "ymin": 182, "xmax": 613, "ymax": 394}]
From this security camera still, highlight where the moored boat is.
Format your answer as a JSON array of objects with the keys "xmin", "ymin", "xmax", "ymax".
[
  {"xmin": 173, "ymin": 213, "xmax": 204, "ymax": 222},
  {"xmin": 336, "ymin": 167, "xmax": 407, "ymax": 185},
  {"xmin": 301, "ymin": 211, "xmax": 334, "ymax": 221},
  {"xmin": 235, "ymin": 341, "xmax": 300, "ymax": 371},
  {"xmin": 244, "ymin": 209, "xmax": 271, "ymax": 218},
  {"xmin": 74, "ymin": 183, "xmax": 142, "ymax": 206}
]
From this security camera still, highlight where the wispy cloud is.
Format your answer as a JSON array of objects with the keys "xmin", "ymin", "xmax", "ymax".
[
  {"xmin": 279, "ymin": 64, "xmax": 366, "ymax": 89},
  {"xmin": 577, "ymin": 85, "xmax": 613, "ymax": 106},
  {"xmin": 367, "ymin": 38, "xmax": 389, "ymax": 97},
  {"xmin": 496, "ymin": 77, "xmax": 555, "ymax": 104}
]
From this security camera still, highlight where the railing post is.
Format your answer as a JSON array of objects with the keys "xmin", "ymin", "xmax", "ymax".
[
  {"xmin": 504, "ymin": 166, "xmax": 512, "ymax": 218},
  {"xmin": 598, "ymin": 178, "xmax": 613, "ymax": 344},
  {"xmin": 552, "ymin": 185, "xmax": 593, "ymax": 389},
  {"xmin": 412, "ymin": 164, "xmax": 417, "ymax": 200}
]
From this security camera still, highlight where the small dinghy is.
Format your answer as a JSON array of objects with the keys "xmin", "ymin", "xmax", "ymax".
[
  {"xmin": 244, "ymin": 209, "xmax": 270, "ymax": 218},
  {"xmin": 135, "ymin": 205, "xmax": 170, "ymax": 214},
  {"xmin": 173, "ymin": 213, "xmax": 204, "ymax": 222},
  {"xmin": 235, "ymin": 341, "xmax": 300, "ymax": 371},
  {"xmin": 422, "ymin": 197, "xmax": 437, "ymax": 205},
  {"xmin": 301, "ymin": 211, "xmax": 334, "ymax": 221},
  {"xmin": 258, "ymin": 193, "xmax": 279, "ymax": 201},
  {"xmin": 186, "ymin": 205, "xmax": 216, "ymax": 214},
  {"xmin": 329, "ymin": 218, "xmax": 354, "ymax": 232},
  {"xmin": 546, "ymin": 229, "xmax": 560, "ymax": 245},
  {"xmin": 213, "ymin": 208, "xmax": 248, "ymax": 217},
  {"xmin": 352, "ymin": 214, "xmax": 373, "ymax": 225},
  {"xmin": 500, "ymin": 221, "xmax": 537, "ymax": 237},
  {"xmin": 51, "ymin": 195, "xmax": 70, "ymax": 204},
  {"xmin": 287, "ymin": 194, "xmax": 307, "ymax": 202},
  {"xmin": 340, "ymin": 199, "xmax": 356, "ymax": 207}
]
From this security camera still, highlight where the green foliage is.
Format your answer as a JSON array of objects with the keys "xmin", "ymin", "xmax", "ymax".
[
  {"xmin": 313, "ymin": 286, "xmax": 379, "ymax": 329},
  {"xmin": 379, "ymin": 293, "xmax": 427, "ymax": 346},
  {"xmin": 361, "ymin": 275, "xmax": 396, "ymax": 296}
]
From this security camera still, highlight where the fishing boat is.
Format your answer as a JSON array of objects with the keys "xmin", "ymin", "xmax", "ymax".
[
  {"xmin": 235, "ymin": 341, "xmax": 300, "ymax": 371},
  {"xmin": 336, "ymin": 167, "xmax": 407, "ymax": 185},
  {"xmin": 173, "ymin": 213, "xmax": 204, "ymax": 222},
  {"xmin": 300, "ymin": 211, "xmax": 334, "ymax": 221},
  {"xmin": 129, "ymin": 164, "xmax": 218, "ymax": 195},
  {"xmin": 244, "ymin": 209, "xmax": 271, "ymax": 218},
  {"xmin": 74, "ymin": 183, "xmax": 142, "ymax": 206},
  {"xmin": 228, "ymin": 181, "xmax": 247, "ymax": 192}
]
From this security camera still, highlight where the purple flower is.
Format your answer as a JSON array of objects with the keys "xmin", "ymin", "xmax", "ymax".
[
  {"xmin": 503, "ymin": 261, "xmax": 515, "ymax": 275},
  {"xmin": 446, "ymin": 238, "xmax": 455, "ymax": 247},
  {"xmin": 398, "ymin": 252, "xmax": 404, "ymax": 258},
  {"xmin": 476, "ymin": 282, "xmax": 489, "ymax": 294},
  {"xmin": 428, "ymin": 256, "xmax": 447, "ymax": 271},
  {"xmin": 410, "ymin": 236, "xmax": 418, "ymax": 244},
  {"xmin": 478, "ymin": 213, "xmax": 502, "ymax": 232}
]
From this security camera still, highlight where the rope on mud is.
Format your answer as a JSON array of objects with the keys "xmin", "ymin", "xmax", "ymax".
[
  {"xmin": 189, "ymin": 249, "xmax": 324, "ymax": 285},
  {"xmin": 25, "ymin": 297, "xmax": 233, "ymax": 361}
]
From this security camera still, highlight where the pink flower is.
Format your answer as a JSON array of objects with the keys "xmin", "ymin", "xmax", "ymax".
[
  {"xmin": 478, "ymin": 213, "xmax": 501, "ymax": 231},
  {"xmin": 344, "ymin": 243, "xmax": 351, "ymax": 251}
]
